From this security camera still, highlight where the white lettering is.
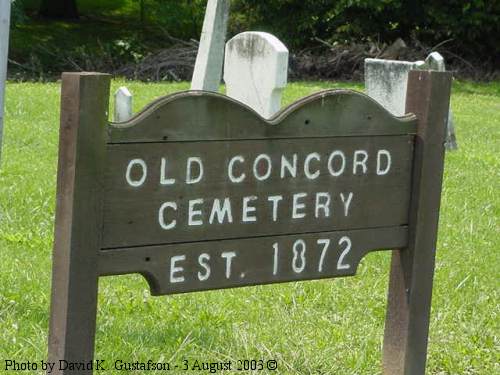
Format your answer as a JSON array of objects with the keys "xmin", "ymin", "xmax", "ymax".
[
  {"xmin": 267, "ymin": 195, "xmax": 283, "ymax": 222},
  {"xmin": 126, "ymin": 159, "xmax": 147, "ymax": 187},
  {"xmin": 242, "ymin": 196, "xmax": 258, "ymax": 222},
  {"xmin": 315, "ymin": 192, "xmax": 331, "ymax": 218},
  {"xmin": 228, "ymin": 155, "xmax": 245, "ymax": 183},
  {"xmin": 170, "ymin": 255, "xmax": 186, "ymax": 283},
  {"xmin": 317, "ymin": 238, "xmax": 330, "ymax": 272},
  {"xmin": 188, "ymin": 199, "xmax": 204, "ymax": 226},
  {"xmin": 337, "ymin": 236, "xmax": 352, "ymax": 270},
  {"xmin": 340, "ymin": 192, "xmax": 354, "ymax": 217},
  {"xmin": 273, "ymin": 242, "xmax": 279, "ymax": 275},
  {"xmin": 281, "ymin": 154, "xmax": 298, "ymax": 178},
  {"xmin": 377, "ymin": 150, "xmax": 392, "ymax": 175},
  {"xmin": 328, "ymin": 151, "xmax": 346, "ymax": 177},
  {"xmin": 353, "ymin": 150, "xmax": 368, "ymax": 174},
  {"xmin": 221, "ymin": 251, "xmax": 237, "ymax": 279},
  {"xmin": 292, "ymin": 239, "xmax": 306, "ymax": 273},
  {"xmin": 292, "ymin": 193, "xmax": 307, "ymax": 219},
  {"xmin": 253, "ymin": 154, "xmax": 272, "ymax": 181},
  {"xmin": 209, "ymin": 198, "xmax": 233, "ymax": 224},
  {"xmin": 186, "ymin": 157, "xmax": 204, "ymax": 184},
  {"xmin": 304, "ymin": 153, "xmax": 321, "ymax": 180},
  {"xmin": 197, "ymin": 253, "xmax": 211, "ymax": 281},
  {"xmin": 160, "ymin": 157, "xmax": 176, "ymax": 185},
  {"xmin": 158, "ymin": 202, "xmax": 177, "ymax": 230}
]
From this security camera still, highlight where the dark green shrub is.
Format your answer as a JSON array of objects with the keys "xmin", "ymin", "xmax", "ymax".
[
  {"xmin": 231, "ymin": 0, "xmax": 500, "ymax": 61},
  {"xmin": 11, "ymin": 0, "xmax": 28, "ymax": 26}
]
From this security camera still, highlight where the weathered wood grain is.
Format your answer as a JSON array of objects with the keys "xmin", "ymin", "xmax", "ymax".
[
  {"xmin": 108, "ymin": 90, "xmax": 417, "ymax": 143},
  {"xmin": 48, "ymin": 73, "xmax": 110, "ymax": 374},
  {"xmin": 99, "ymin": 226, "xmax": 408, "ymax": 295},
  {"xmin": 382, "ymin": 71, "xmax": 451, "ymax": 375},
  {"xmin": 102, "ymin": 136, "xmax": 414, "ymax": 249}
]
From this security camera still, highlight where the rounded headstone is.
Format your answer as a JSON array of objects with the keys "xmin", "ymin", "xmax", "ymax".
[{"xmin": 224, "ymin": 31, "xmax": 289, "ymax": 118}]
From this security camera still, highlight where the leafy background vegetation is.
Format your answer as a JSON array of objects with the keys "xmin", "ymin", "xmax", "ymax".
[{"xmin": 8, "ymin": 0, "xmax": 500, "ymax": 80}]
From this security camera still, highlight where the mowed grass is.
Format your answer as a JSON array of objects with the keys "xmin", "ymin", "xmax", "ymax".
[{"xmin": 0, "ymin": 80, "xmax": 498, "ymax": 374}]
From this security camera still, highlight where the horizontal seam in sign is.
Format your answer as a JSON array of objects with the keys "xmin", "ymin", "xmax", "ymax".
[
  {"xmin": 106, "ymin": 133, "xmax": 416, "ymax": 145},
  {"xmin": 99, "ymin": 224, "xmax": 409, "ymax": 252}
]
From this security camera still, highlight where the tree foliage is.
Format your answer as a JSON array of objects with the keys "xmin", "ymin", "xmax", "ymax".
[
  {"xmin": 10, "ymin": 0, "xmax": 27, "ymax": 26},
  {"xmin": 39, "ymin": 0, "xmax": 79, "ymax": 19},
  {"xmin": 135, "ymin": 0, "xmax": 206, "ymax": 39},
  {"xmin": 10, "ymin": 0, "xmax": 499, "ymax": 68},
  {"xmin": 231, "ymin": 0, "xmax": 500, "ymax": 61}
]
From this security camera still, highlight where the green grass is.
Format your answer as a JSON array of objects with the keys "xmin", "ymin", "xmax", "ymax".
[{"xmin": 0, "ymin": 80, "xmax": 498, "ymax": 374}]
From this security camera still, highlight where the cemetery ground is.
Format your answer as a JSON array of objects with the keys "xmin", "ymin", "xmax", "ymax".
[{"xmin": 0, "ymin": 80, "xmax": 498, "ymax": 374}]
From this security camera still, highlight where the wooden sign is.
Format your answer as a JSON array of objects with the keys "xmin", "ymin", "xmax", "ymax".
[{"xmin": 48, "ymin": 71, "xmax": 451, "ymax": 375}]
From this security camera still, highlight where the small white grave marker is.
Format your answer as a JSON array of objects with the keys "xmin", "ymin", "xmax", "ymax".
[
  {"xmin": 114, "ymin": 87, "xmax": 133, "ymax": 122},
  {"xmin": 0, "ymin": 0, "xmax": 11, "ymax": 162},
  {"xmin": 224, "ymin": 32, "xmax": 289, "ymax": 119},
  {"xmin": 191, "ymin": 0, "xmax": 230, "ymax": 92},
  {"xmin": 425, "ymin": 52, "xmax": 445, "ymax": 71}
]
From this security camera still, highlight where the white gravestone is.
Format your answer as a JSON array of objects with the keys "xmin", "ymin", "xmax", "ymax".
[
  {"xmin": 114, "ymin": 86, "xmax": 133, "ymax": 122},
  {"xmin": 191, "ymin": 0, "xmax": 230, "ymax": 92},
  {"xmin": 365, "ymin": 53, "xmax": 457, "ymax": 150},
  {"xmin": 0, "ymin": 0, "xmax": 11, "ymax": 163},
  {"xmin": 365, "ymin": 58, "xmax": 423, "ymax": 116},
  {"xmin": 224, "ymin": 32, "xmax": 289, "ymax": 119}
]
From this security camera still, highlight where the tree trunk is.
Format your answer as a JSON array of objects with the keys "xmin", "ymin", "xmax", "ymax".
[
  {"xmin": 39, "ymin": 0, "xmax": 79, "ymax": 19},
  {"xmin": 140, "ymin": 0, "xmax": 144, "ymax": 23}
]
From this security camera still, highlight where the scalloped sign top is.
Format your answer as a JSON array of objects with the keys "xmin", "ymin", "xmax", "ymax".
[
  {"xmin": 107, "ymin": 89, "xmax": 417, "ymax": 143},
  {"xmin": 99, "ymin": 89, "xmax": 418, "ymax": 295}
]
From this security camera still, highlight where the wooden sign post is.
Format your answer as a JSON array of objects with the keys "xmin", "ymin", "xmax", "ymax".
[{"xmin": 48, "ymin": 71, "xmax": 451, "ymax": 374}]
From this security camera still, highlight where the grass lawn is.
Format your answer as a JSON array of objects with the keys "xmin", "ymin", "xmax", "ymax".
[{"xmin": 0, "ymin": 80, "xmax": 498, "ymax": 374}]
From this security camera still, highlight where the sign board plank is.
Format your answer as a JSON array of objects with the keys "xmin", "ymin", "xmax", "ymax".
[
  {"xmin": 99, "ymin": 226, "xmax": 408, "ymax": 295},
  {"xmin": 108, "ymin": 90, "xmax": 417, "ymax": 143},
  {"xmin": 102, "ymin": 136, "xmax": 414, "ymax": 248}
]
